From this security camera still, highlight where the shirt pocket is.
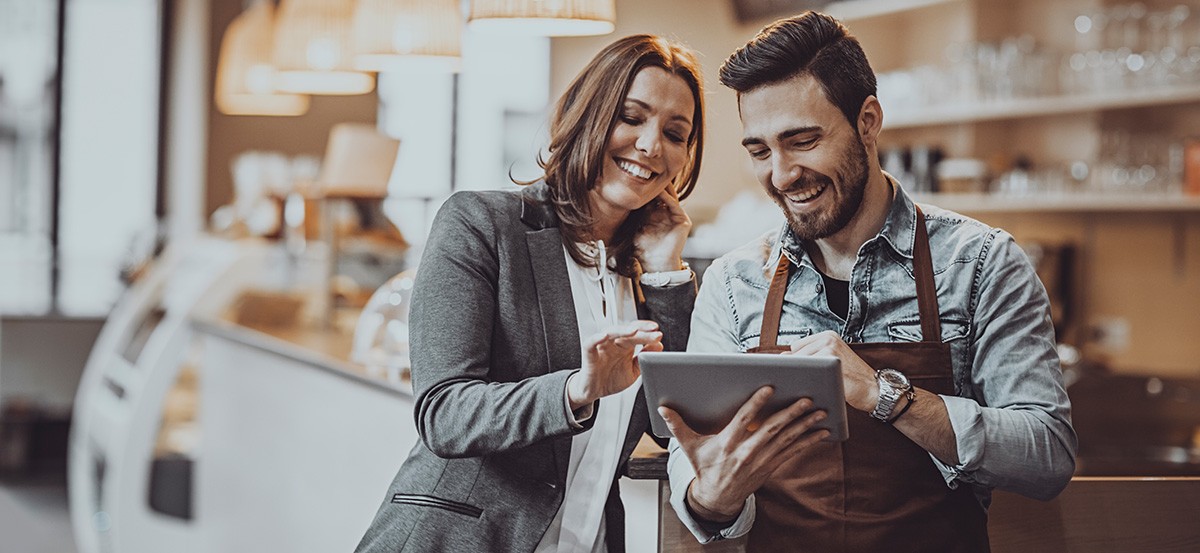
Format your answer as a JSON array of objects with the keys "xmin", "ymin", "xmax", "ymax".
[
  {"xmin": 740, "ymin": 327, "xmax": 813, "ymax": 351},
  {"xmin": 886, "ymin": 318, "xmax": 970, "ymax": 344}
]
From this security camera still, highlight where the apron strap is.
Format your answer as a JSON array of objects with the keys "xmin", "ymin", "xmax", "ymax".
[
  {"xmin": 912, "ymin": 205, "xmax": 941, "ymax": 342},
  {"xmin": 758, "ymin": 251, "xmax": 792, "ymax": 350},
  {"xmin": 756, "ymin": 204, "xmax": 942, "ymax": 348}
]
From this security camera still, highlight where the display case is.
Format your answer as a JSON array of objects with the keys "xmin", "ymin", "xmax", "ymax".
[{"xmin": 67, "ymin": 238, "xmax": 279, "ymax": 553}]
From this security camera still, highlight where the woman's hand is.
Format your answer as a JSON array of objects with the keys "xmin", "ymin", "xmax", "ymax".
[
  {"xmin": 567, "ymin": 320, "xmax": 663, "ymax": 409},
  {"xmin": 634, "ymin": 187, "xmax": 691, "ymax": 273}
]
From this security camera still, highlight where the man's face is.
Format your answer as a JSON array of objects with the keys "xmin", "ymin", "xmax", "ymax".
[{"xmin": 738, "ymin": 74, "xmax": 869, "ymax": 241}]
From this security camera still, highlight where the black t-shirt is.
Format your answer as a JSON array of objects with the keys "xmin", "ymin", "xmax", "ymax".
[{"xmin": 819, "ymin": 270, "xmax": 850, "ymax": 320}]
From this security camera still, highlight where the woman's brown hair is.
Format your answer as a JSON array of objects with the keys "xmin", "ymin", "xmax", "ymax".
[{"xmin": 528, "ymin": 34, "xmax": 705, "ymax": 277}]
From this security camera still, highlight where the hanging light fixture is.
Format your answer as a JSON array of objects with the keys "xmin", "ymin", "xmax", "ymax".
[
  {"xmin": 352, "ymin": 0, "xmax": 463, "ymax": 73},
  {"xmin": 272, "ymin": 0, "xmax": 375, "ymax": 95},
  {"xmin": 214, "ymin": 0, "xmax": 309, "ymax": 116},
  {"xmin": 468, "ymin": 0, "xmax": 616, "ymax": 36}
]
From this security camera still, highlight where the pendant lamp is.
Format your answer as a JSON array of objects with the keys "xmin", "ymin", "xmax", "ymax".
[
  {"xmin": 468, "ymin": 0, "xmax": 616, "ymax": 36},
  {"xmin": 352, "ymin": 0, "xmax": 463, "ymax": 73},
  {"xmin": 214, "ymin": 0, "xmax": 309, "ymax": 116},
  {"xmin": 272, "ymin": 0, "xmax": 375, "ymax": 95}
]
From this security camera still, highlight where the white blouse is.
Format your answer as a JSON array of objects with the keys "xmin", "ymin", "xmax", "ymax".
[{"xmin": 534, "ymin": 241, "xmax": 641, "ymax": 553}]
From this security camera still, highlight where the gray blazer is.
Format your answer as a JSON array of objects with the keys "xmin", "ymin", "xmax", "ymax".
[{"xmin": 355, "ymin": 183, "xmax": 696, "ymax": 553}]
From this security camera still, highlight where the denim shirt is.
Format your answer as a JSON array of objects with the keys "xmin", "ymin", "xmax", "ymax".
[{"xmin": 668, "ymin": 182, "xmax": 1077, "ymax": 543}]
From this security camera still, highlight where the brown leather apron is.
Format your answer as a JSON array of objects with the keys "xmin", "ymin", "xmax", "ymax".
[{"xmin": 745, "ymin": 206, "xmax": 988, "ymax": 552}]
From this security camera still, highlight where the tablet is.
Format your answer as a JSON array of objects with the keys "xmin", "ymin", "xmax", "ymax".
[{"xmin": 638, "ymin": 351, "xmax": 848, "ymax": 441}]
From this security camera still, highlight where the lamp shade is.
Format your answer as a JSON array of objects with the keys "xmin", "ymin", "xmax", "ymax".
[
  {"xmin": 272, "ymin": 0, "xmax": 375, "ymax": 95},
  {"xmin": 316, "ymin": 123, "xmax": 401, "ymax": 198},
  {"xmin": 352, "ymin": 0, "xmax": 463, "ymax": 73},
  {"xmin": 469, "ymin": 0, "xmax": 615, "ymax": 36},
  {"xmin": 215, "ymin": 0, "xmax": 310, "ymax": 116}
]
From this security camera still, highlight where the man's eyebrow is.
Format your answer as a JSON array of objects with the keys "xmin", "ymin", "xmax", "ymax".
[{"xmin": 742, "ymin": 125, "xmax": 822, "ymax": 148}]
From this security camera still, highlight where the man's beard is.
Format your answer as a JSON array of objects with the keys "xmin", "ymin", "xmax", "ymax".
[{"xmin": 770, "ymin": 136, "xmax": 870, "ymax": 241}]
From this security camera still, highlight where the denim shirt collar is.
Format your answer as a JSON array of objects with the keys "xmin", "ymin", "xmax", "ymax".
[{"xmin": 770, "ymin": 172, "xmax": 919, "ymax": 273}]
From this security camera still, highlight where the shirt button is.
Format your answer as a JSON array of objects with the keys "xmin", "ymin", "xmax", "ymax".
[{"xmin": 815, "ymin": 283, "xmax": 823, "ymax": 293}]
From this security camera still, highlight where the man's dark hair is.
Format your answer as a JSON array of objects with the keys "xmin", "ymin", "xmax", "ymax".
[{"xmin": 719, "ymin": 11, "xmax": 877, "ymax": 126}]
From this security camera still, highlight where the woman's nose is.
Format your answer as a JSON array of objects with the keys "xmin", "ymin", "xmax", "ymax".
[{"xmin": 636, "ymin": 130, "xmax": 662, "ymax": 158}]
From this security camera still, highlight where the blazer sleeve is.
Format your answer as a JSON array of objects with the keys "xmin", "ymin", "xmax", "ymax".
[
  {"xmin": 638, "ymin": 278, "xmax": 697, "ymax": 353},
  {"xmin": 408, "ymin": 192, "xmax": 588, "ymax": 459}
]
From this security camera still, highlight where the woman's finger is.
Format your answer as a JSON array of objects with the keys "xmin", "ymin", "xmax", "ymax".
[{"xmin": 585, "ymin": 321, "xmax": 660, "ymax": 349}]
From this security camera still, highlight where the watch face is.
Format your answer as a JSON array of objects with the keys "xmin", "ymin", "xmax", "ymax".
[{"xmin": 880, "ymin": 369, "xmax": 908, "ymax": 388}]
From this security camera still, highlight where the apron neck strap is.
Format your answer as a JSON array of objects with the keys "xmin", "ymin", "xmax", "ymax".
[
  {"xmin": 757, "ymin": 205, "xmax": 941, "ymax": 348},
  {"xmin": 912, "ymin": 205, "xmax": 941, "ymax": 342},
  {"xmin": 758, "ymin": 250, "xmax": 792, "ymax": 350}
]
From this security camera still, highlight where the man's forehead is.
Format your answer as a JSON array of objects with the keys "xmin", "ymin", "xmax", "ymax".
[{"xmin": 737, "ymin": 74, "xmax": 838, "ymax": 137}]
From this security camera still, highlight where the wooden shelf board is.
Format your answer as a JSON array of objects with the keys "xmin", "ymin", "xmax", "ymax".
[
  {"xmin": 885, "ymin": 85, "xmax": 1200, "ymax": 129},
  {"xmin": 911, "ymin": 193, "xmax": 1200, "ymax": 213}
]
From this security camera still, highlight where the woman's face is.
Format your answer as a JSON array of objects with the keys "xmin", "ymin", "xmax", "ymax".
[{"xmin": 589, "ymin": 66, "xmax": 696, "ymax": 225}]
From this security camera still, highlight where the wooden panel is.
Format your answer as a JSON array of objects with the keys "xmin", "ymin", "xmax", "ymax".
[
  {"xmin": 651, "ymin": 476, "xmax": 1200, "ymax": 552},
  {"xmin": 1088, "ymin": 214, "xmax": 1200, "ymax": 376},
  {"xmin": 990, "ymin": 478, "xmax": 1200, "ymax": 553}
]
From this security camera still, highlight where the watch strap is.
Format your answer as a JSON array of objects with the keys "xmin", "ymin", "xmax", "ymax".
[{"xmin": 639, "ymin": 262, "xmax": 692, "ymax": 287}]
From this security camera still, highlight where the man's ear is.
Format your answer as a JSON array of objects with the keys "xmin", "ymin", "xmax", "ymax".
[{"xmin": 857, "ymin": 96, "xmax": 883, "ymax": 145}]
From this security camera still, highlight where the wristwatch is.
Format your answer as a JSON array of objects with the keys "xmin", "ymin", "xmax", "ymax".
[
  {"xmin": 870, "ymin": 368, "xmax": 912, "ymax": 422},
  {"xmin": 639, "ymin": 261, "xmax": 692, "ymax": 287}
]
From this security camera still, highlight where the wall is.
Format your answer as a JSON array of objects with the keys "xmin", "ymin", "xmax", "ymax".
[
  {"xmin": 0, "ymin": 317, "xmax": 104, "ymax": 411},
  {"xmin": 549, "ymin": 0, "xmax": 772, "ymax": 224},
  {"xmin": 204, "ymin": 0, "xmax": 379, "ymax": 216},
  {"xmin": 980, "ymin": 211, "xmax": 1200, "ymax": 378}
]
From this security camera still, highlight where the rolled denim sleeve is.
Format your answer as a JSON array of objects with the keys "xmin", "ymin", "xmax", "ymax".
[
  {"xmin": 663, "ymin": 257, "xmax": 760, "ymax": 541},
  {"xmin": 932, "ymin": 231, "xmax": 1077, "ymax": 500}
]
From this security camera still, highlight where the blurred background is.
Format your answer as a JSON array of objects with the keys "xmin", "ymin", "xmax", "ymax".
[{"xmin": 1, "ymin": 0, "xmax": 1198, "ymax": 552}]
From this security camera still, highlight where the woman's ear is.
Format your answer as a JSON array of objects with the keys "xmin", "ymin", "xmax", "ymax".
[{"xmin": 857, "ymin": 96, "xmax": 883, "ymax": 145}]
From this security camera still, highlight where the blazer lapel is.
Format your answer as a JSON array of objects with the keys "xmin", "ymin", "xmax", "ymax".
[
  {"xmin": 524, "ymin": 227, "xmax": 581, "ymax": 374},
  {"xmin": 521, "ymin": 184, "xmax": 582, "ymax": 479}
]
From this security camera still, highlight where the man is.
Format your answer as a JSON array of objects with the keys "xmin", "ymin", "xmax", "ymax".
[{"xmin": 659, "ymin": 11, "xmax": 1077, "ymax": 552}]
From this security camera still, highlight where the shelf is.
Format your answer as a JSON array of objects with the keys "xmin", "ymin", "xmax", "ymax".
[
  {"xmin": 824, "ymin": 0, "xmax": 960, "ymax": 22},
  {"xmin": 885, "ymin": 84, "xmax": 1200, "ymax": 129},
  {"xmin": 910, "ymin": 192, "xmax": 1200, "ymax": 213}
]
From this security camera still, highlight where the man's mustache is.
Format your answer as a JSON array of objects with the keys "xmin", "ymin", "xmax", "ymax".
[{"xmin": 776, "ymin": 170, "xmax": 834, "ymax": 195}]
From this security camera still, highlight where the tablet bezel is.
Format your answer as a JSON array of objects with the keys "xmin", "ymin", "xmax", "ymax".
[{"xmin": 637, "ymin": 351, "xmax": 848, "ymax": 441}]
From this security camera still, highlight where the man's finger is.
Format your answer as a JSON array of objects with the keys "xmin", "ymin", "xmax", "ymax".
[
  {"xmin": 753, "ymin": 397, "xmax": 815, "ymax": 436},
  {"xmin": 788, "ymin": 334, "xmax": 816, "ymax": 352},
  {"xmin": 763, "ymin": 428, "xmax": 832, "ymax": 482},
  {"xmin": 775, "ymin": 426, "xmax": 832, "ymax": 460},
  {"xmin": 659, "ymin": 406, "xmax": 700, "ymax": 442},
  {"xmin": 724, "ymin": 386, "xmax": 775, "ymax": 438}
]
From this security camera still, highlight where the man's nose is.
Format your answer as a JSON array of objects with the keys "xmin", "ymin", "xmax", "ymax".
[{"xmin": 771, "ymin": 154, "xmax": 800, "ymax": 190}]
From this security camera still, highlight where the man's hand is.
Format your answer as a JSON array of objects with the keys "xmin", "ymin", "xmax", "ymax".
[
  {"xmin": 567, "ymin": 320, "xmax": 663, "ymax": 410},
  {"xmin": 789, "ymin": 330, "xmax": 960, "ymax": 464},
  {"xmin": 789, "ymin": 330, "xmax": 879, "ymax": 413},
  {"xmin": 660, "ymin": 386, "xmax": 829, "ymax": 520}
]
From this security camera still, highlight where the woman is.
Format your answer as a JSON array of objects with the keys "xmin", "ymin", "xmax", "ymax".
[{"xmin": 355, "ymin": 35, "xmax": 705, "ymax": 553}]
